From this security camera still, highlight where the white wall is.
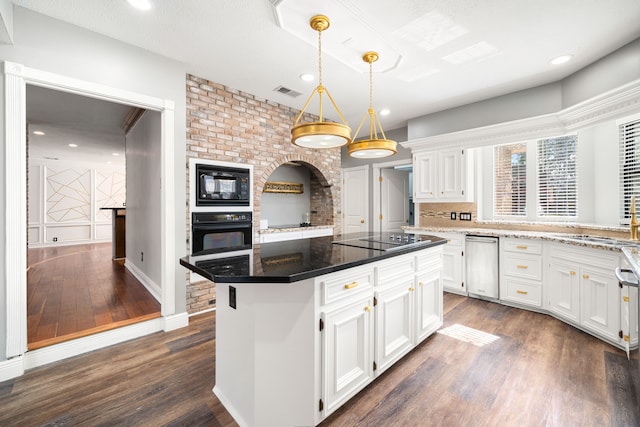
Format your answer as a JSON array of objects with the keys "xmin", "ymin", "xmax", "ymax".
[
  {"xmin": 0, "ymin": 6, "xmax": 187, "ymax": 364},
  {"xmin": 261, "ymin": 164, "xmax": 311, "ymax": 227},
  {"xmin": 27, "ymin": 160, "xmax": 126, "ymax": 246},
  {"xmin": 126, "ymin": 111, "xmax": 161, "ymax": 287}
]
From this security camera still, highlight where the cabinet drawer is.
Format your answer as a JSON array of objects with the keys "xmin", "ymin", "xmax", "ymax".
[
  {"xmin": 503, "ymin": 253, "xmax": 542, "ymax": 280},
  {"xmin": 502, "ymin": 238, "xmax": 542, "ymax": 255},
  {"xmin": 502, "ymin": 277, "xmax": 542, "ymax": 307},
  {"xmin": 320, "ymin": 266, "xmax": 374, "ymax": 306},
  {"xmin": 376, "ymin": 255, "xmax": 415, "ymax": 286}
]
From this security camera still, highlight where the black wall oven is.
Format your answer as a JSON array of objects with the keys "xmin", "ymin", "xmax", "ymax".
[
  {"xmin": 195, "ymin": 163, "xmax": 250, "ymax": 207},
  {"xmin": 191, "ymin": 212, "xmax": 252, "ymax": 256}
]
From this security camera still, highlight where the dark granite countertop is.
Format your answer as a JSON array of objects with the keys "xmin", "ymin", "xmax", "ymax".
[{"xmin": 180, "ymin": 232, "xmax": 446, "ymax": 284}]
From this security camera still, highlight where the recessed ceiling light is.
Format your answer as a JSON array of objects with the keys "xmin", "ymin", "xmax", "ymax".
[
  {"xmin": 299, "ymin": 73, "xmax": 314, "ymax": 82},
  {"xmin": 379, "ymin": 108, "xmax": 390, "ymax": 116},
  {"xmin": 127, "ymin": 0, "xmax": 152, "ymax": 11},
  {"xmin": 68, "ymin": 143, "xmax": 78, "ymax": 147},
  {"xmin": 112, "ymin": 153, "xmax": 120, "ymax": 156},
  {"xmin": 33, "ymin": 130, "xmax": 45, "ymax": 136},
  {"xmin": 550, "ymin": 54, "xmax": 573, "ymax": 65}
]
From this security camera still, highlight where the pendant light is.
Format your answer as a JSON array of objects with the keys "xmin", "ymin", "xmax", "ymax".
[
  {"xmin": 291, "ymin": 15, "xmax": 352, "ymax": 149},
  {"xmin": 348, "ymin": 52, "xmax": 397, "ymax": 158}
]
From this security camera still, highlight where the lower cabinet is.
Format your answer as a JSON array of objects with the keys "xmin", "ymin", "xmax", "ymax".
[
  {"xmin": 413, "ymin": 231, "xmax": 465, "ymax": 295},
  {"xmin": 546, "ymin": 244, "xmax": 621, "ymax": 344},
  {"xmin": 321, "ymin": 294, "xmax": 374, "ymax": 415},
  {"xmin": 319, "ymin": 247, "xmax": 443, "ymax": 419}
]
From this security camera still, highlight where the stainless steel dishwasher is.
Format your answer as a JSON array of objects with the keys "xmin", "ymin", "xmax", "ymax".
[{"xmin": 465, "ymin": 235, "xmax": 499, "ymax": 299}]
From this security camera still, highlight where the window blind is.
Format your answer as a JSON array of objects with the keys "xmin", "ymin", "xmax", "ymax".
[
  {"xmin": 494, "ymin": 143, "xmax": 527, "ymax": 217},
  {"xmin": 619, "ymin": 118, "xmax": 640, "ymax": 223},
  {"xmin": 537, "ymin": 135, "xmax": 577, "ymax": 218}
]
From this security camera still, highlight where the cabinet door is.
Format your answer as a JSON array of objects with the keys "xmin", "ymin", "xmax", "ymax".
[
  {"xmin": 442, "ymin": 246, "xmax": 465, "ymax": 294},
  {"xmin": 322, "ymin": 295, "xmax": 374, "ymax": 416},
  {"xmin": 622, "ymin": 285, "xmax": 639, "ymax": 347},
  {"xmin": 580, "ymin": 268, "xmax": 620, "ymax": 342},
  {"xmin": 438, "ymin": 148, "xmax": 463, "ymax": 199},
  {"xmin": 413, "ymin": 152, "xmax": 437, "ymax": 200},
  {"xmin": 375, "ymin": 282, "xmax": 414, "ymax": 375},
  {"xmin": 547, "ymin": 260, "xmax": 580, "ymax": 323},
  {"xmin": 415, "ymin": 268, "xmax": 443, "ymax": 343}
]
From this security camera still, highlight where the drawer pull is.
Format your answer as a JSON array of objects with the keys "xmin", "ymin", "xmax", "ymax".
[
  {"xmin": 624, "ymin": 296, "xmax": 630, "ymax": 302},
  {"xmin": 516, "ymin": 265, "xmax": 528, "ymax": 269},
  {"xmin": 583, "ymin": 274, "xmax": 589, "ymax": 279},
  {"xmin": 409, "ymin": 287, "xmax": 415, "ymax": 292},
  {"xmin": 344, "ymin": 282, "xmax": 359, "ymax": 290},
  {"xmin": 517, "ymin": 290, "xmax": 528, "ymax": 295},
  {"xmin": 419, "ymin": 282, "xmax": 425, "ymax": 286},
  {"xmin": 570, "ymin": 271, "xmax": 576, "ymax": 276},
  {"xmin": 516, "ymin": 245, "xmax": 528, "ymax": 249},
  {"xmin": 364, "ymin": 306, "xmax": 372, "ymax": 312}
]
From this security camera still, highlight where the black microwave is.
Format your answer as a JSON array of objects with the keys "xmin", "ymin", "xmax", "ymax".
[{"xmin": 196, "ymin": 163, "xmax": 250, "ymax": 206}]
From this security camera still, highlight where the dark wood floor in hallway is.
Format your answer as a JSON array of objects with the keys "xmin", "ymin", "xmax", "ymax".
[
  {"xmin": 27, "ymin": 243, "xmax": 161, "ymax": 349},
  {"xmin": 1, "ymin": 293, "xmax": 637, "ymax": 426}
]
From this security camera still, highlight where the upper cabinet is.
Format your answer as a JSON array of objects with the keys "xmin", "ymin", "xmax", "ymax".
[{"xmin": 413, "ymin": 147, "xmax": 472, "ymax": 202}]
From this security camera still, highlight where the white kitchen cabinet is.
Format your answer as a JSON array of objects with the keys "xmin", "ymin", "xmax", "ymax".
[
  {"xmin": 546, "ymin": 244, "xmax": 621, "ymax": 344},
  {"xmin": 413, "ymin": 147, "xmax": 471, "ymax": 202},
  {"xmin": 500, "ymin": 238, "xmax": 543, "ymax": 308},
  {"xmin": 321, "ymin": 293, "xmax": 374, "ymax": 415},
  {"xmin": 412, "ymin": 231, "xmax": 465, "ymax": 295},
  {"xmin": 374, "ymin": 281, "xmax": 414, "ymax": 375},
  {"xmin": 415, "ymin": 262, "xmax": 443, "ymax": 342}
]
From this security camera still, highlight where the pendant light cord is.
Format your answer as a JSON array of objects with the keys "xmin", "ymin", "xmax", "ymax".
[{"xmin": 318, "ymin": 29, "xmax": 323, "ymax": 87}]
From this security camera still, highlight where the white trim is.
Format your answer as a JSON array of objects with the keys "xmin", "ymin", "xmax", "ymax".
[
  {"xmin": 2, "ymin": 61, "xmax": 178, "ymax": 377},
  {"xmin": 401, "ymin": 78, "xmax": 640, "ymax": 151},
  {"xmin": 163, "ymin": 312, "xmax": 190, "ymax": 331},
  {"xmin": 23, "ymin": 317, "xmax": 165, "ymax": 370},
  {"xmin": 125, "ymin": 260, "xmax": 162, "ymax": 302},
  {"xmin": 0, "ymin": 356, "xmax": 24, "ymax": 382}
]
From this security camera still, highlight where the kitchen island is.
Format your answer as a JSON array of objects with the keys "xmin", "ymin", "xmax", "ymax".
[{"xmin": 180, "ymin": 233, "xmax": 446, "ymax": 426}]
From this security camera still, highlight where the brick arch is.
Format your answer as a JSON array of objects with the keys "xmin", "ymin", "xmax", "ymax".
[{"xmin": 254, "ymin": 154, "xmax": 341, "ymax": 236}]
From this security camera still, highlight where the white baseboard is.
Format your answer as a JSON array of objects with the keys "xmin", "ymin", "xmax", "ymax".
[
  {"xmin": 124, "ymin": 259, "xmax": 161, "ymax": 302},
  {"xmin": 0, "ymin": 356, "xmax": 24, "ymax": 382},
  {"xmin": 23, "ymin": 317, "xmax": 165, "ymax": 370},
  {"xmin": 164, "ymin": 311, "xmax": 189, "ymax": 331}
]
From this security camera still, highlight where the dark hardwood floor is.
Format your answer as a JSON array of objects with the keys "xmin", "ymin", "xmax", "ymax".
[
  {"xmin": 27, "ymin": 243, "xmax": 161, "ymax": 349},
  {"xmin": 1, "ymin": 293, "xmax": 637, "ymax": 426}
]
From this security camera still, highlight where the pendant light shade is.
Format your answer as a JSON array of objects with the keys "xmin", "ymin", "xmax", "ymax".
[
  {"xmin": 291, "ymin": 15, "xmax": 352, "ymax": 149},
  {"xmin": 348, "ymin": 52, "xmax": 397, "ymax": 158}
]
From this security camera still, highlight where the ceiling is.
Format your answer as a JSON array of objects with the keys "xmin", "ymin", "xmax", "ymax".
[{"xmin": 13, "ymin": 0, "xmax": 640, "ymax": 161}]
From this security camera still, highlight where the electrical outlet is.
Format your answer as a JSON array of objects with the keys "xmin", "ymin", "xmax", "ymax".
[
  {"xmin": 53, "ymin": 237, "xmax": 58, "ymax": 242},
  {"xmin": 450, "ymin": 212, "xmax": 456, "ymax": 220},
  {"xmin": 459, "ymin": 212, "xmax": 472, "ymax": 221},
  {"xmin": 229, "ymin": 286, "xmax": 237, "ymax": 309},
  {"xmin": 141, "ymin": 252, "xmax": 144, "ymax": 262}
]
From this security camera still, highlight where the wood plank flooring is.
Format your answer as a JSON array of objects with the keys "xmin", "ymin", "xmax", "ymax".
[
  {"xmin": 1, "ymin": 293, "xmax": 637, "ymax": 426},
  {"xmin": 27, "ymin": 243, "xmax": 161, "ymax": 349}
]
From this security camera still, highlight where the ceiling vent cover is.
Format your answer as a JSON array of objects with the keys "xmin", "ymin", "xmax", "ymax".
[{"xmin": 274, "ymin": 85, "xmax": 303, "ymax": 98}]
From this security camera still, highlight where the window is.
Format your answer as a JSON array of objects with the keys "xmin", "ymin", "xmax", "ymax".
[
  {"xmin": 537, "ymin": 135, "xmax": 577, "ymax": 218},
  {"xmin": 620, "ymin": 117, "xmax": 640, "ymax": 223},
  {"xmin": 494, "ymin": 143, "xmax": 526, "ymax": 217}
]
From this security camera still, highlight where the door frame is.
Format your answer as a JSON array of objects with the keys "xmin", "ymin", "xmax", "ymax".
[
  {"xmin": 2, "ymin": 61, "xmax": 179, "ymax": 372},
  {"xmin": 372, "ymin": 159, "xmax": 412, "ymax": 233}
]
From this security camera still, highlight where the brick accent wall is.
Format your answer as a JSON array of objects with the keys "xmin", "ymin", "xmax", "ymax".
[{"xmin": 185, "ymin": 74, "xmax": 342, "ymax": 313}]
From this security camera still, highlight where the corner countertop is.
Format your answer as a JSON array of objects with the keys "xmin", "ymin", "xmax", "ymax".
[
  {"xmin": 258, "ymin": 224, "xmax": 334, "ymax": 234},
  {"xmin": 180, "ymin": 232, "xmax": 446, "ymax": 283}
]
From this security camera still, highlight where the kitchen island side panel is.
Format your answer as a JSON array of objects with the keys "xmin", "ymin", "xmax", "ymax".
[{"xmin": 214, "ymin": 280, "xmax": 320, "ymax": 427}]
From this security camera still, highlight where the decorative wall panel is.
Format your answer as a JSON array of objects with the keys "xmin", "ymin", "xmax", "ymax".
[
  {"xmin": 45, "ymin": 167, "xmax": 91, "ymax": 223},
  {"xmin": 95, "ymin": 170, "xmax": 126, "ymax": 222}
]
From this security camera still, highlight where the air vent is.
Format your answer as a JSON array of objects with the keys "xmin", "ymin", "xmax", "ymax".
[{"xmin": 274, "ymin": 85, "xmax": 303, "ymax": 98}]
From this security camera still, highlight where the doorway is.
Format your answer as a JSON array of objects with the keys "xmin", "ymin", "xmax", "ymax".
[
  {"xmin": 26, "ymin": 85, "xmax": 161, "ymax": 349},
  {"xmin": 373, "ymin": 160, "xmax": 413, "ymax": 233},
  {"xmin": 3, "ymin": 61, "xmax": 178, "ymax": 364}
]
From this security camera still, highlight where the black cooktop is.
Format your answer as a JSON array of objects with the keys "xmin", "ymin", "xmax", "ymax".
[{"xmin": 332, "ymin": 232, "xmax": 432, "ymax": 252}]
